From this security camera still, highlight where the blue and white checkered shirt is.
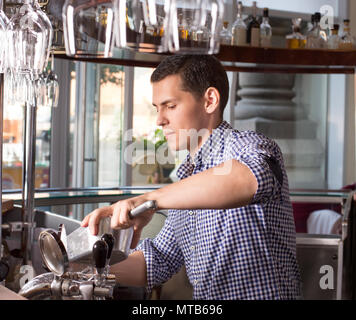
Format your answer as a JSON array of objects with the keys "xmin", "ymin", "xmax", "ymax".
[{"xmin": 136, "ymin": 121, "xmax": 301, "ymax": 299}]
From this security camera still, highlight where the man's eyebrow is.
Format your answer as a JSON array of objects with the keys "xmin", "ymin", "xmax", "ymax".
[{"xmin": 152, "ymin": 99, "xmax": 176, "ymax": 107}]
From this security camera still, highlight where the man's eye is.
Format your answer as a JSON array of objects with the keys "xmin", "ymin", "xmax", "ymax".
[{"xmin": 167, "ymin": 105, "xmax": 176, "ymax": 109}]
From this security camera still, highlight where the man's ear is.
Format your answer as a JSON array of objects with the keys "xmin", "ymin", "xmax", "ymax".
[{"xmin": 204, "ymin": 87, "xmax": 220, "ymax": 114}]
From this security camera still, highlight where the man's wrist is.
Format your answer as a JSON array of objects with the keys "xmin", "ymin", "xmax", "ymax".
[{"xmin": 145, "ymin": 189, "xmax": 163, "ymax": 210}]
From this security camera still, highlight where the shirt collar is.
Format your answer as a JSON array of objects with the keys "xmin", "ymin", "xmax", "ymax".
[{"xmin": 176, "ymin": 120, "xmax": 233, "ymax": 179}]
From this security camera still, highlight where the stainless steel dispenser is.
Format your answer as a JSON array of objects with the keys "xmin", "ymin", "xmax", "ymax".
[{"xmin": 19, "ymin": 200, "xmax": 156, "ymax": 300}]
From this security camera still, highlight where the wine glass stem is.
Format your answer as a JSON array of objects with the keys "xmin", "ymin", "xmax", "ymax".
[{"xmin": 51, "ymin": 52, "xmax": 55, "ymax": 72}]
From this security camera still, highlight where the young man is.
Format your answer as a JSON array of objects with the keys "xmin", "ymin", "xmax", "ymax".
[{"xmin": 81, "ymin": 55, "xmax": 301, "ymax": 299}]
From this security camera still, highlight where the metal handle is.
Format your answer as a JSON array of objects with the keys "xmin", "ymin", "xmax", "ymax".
[
  {"xmin": 101, "ymin": 233, "xmax": 115, "ymax": 262},
  {"xmin": 92, "ymin": 240, "xmax": 108, "ymax": 272},
  {"xmin": 128, "ymin": 200, "xmax": 157, "ymax": 219}
]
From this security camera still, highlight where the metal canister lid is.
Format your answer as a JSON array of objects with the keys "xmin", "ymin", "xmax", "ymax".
[{"xmin": 38, "ymin": 230, "xmax": 69, "ymax": 277}]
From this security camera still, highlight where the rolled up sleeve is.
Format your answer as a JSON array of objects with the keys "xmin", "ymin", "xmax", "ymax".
[
  {"xmin": 134, "ymin": 212, "xmax": 184, "ymax": 292},
  {"xmin": 227, "ymin": 138, "xmax": 283, "ymax": 205}
]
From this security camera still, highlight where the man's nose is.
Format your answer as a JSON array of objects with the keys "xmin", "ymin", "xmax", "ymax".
[{"xmin": 156, "ymin": 109, "xmax": 168, "ymax": 127}]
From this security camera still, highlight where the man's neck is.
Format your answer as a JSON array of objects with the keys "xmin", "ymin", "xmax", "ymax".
[{"xmin": 189, "ymin": 119, "xmax": 223, "ymax": 158}]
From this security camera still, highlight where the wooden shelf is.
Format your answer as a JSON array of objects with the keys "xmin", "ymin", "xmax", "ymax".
[
  {"xmin": 217, "ymin": 45, "xmax": 356, "ymax": 66},
  {"xmin": 55, "ymin": 45, "xmax": 356, "ymax": 74},
  {"xmin": 217, "ymin": 45, "xmax": 356, "ymax": 73}
]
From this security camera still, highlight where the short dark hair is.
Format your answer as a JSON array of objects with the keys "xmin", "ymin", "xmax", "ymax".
[{"xmin": 151, "ymin": 55, "xmax": 229, "ymax": 116}]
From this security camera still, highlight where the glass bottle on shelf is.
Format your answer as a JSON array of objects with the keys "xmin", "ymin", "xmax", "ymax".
[
  {"xmin": 327, "ymin": 24, "xmax": 340, "ymax": 49},
  {"xmin": 286, "ymin": 18, "xmax": 305, "ymax": 49},
  {"xmin": 306, "ymin": 12, "xmax": 327, "ymax": 49},
  {"xmin": 246, "ymin": 1, "xmax": 260, "ymax": 47},
  {"xmin": 306, "ymin": 13, "xmax": 317, "ymax": 48},
  {"xmin": 190, "ymin": 20, "xmax": 210, "ymax": 43},
  {"xmin": 339, "ymin": 19, "xmax": 354, "ymax": 50},
  {"xmin": 260, "ymin": 7, "xmax": 272, "ymax": 47},
  {"xmin": 307, "ymin": 14, "xmax": 315, "ymax": 33},
  {"xmin": 231, "ymin": 1, "xmax": 247, "ymax": 46},
  {"xmin": 319, "ymin": 15, "xmax": 328, "ymax": 42},
  {"xmin": 181, "ymin": 15, "xmax": 192, "ymax": 41},
  {"xmin": 178, "ymin": 13, "xmax": 188, "ymax": 40},
  {"xmin": 220, "ymin": 21, "xmax": 232, "ymax": 45}
]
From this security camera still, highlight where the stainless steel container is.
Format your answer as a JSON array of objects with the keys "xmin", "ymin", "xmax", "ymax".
[{"xmin": 64, "ymin": 217, "xmax": 134, "ymax": 265}]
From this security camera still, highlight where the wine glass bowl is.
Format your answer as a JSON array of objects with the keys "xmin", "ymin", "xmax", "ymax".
[
  {"xmin": 113, "ymin": 0, "xmax": 169, "ymax": 53},
  {"xmin": 62, "ymin": 0, "xmax": 115, "ymax": 58},
  {"xmin": 0, "ymin": 7, "xmax": 9, "ymax": 73},
  {"xmin": 167, "ymin": 0, "xmax": 224, "ymax": 54},
  {"xmin": 5, "ymin": 0, "xmax": 53, "ymax": 76}
]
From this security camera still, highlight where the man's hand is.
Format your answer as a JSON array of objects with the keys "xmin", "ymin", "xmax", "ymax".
[{"xmin": 81, "ymin": 195, "xmax": 156, "ymax": 248}]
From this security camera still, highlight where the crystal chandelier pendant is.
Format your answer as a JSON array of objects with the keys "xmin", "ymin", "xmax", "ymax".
[
  {"xmin": 5, "ymin": 0, "xmax": 53, "ymax": 77},
  {"xmin": 62, "ymin": 0, "xmax": 115, "ymax": 58}
]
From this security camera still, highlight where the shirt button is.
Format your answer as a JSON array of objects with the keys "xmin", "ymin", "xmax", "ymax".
[
  {"xmin": 188, "ymin": 210, "xmax": 194, "ymax": 215},
  {"xmin": 194, "ymin": 279, "xmax": 198, "ymax": 285},
  {"xmin": 190, "ymin": 245, "xmax": 195, "ymax": 251}
]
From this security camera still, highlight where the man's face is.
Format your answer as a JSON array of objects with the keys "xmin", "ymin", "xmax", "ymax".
[{"xmin": 152, "ymin": 74, "xmax": 209, "ymax": 152}]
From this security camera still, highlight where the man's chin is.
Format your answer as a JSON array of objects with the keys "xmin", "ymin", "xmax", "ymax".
[{"xmin": 166, "ymin": 141, "xmax": 187, "ymax": 152}]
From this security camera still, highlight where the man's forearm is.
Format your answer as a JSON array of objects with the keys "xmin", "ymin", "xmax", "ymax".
[
  {"xmin": 110, "ymin": 250, "xmax": 147, "ymax": 287},
  {"xmin": 148, "ymin": 159, "xmax": 258, "ymax": 211}
]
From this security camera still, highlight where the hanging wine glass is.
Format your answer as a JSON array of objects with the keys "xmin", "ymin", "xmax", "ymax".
[
  {"xmin": 113, "ymin": 0, "xmax": 169, "ymax": 53},
  {"xmin": 62, "ymin": 0, "xmax": 115, "ymax": 58},
  {"xmin": 5, "ymin": 0, "xmax": 53, "ymax": 76},
  {"xmin": 0, "ymin": 0, "xmax": 9, "ymax": 73},
  {"xmin": 44, "ymin": 52, "xmax": 59, "ymax": 108},
  {"xmin": 167, "ymin": 0, "xmax": 224, "ymax": 54},
  {"xmin": 4, "ymin": 69, "xmax": 16, "ymax": 106},
  {"xmin": 35, "ymin": 71, "xmax": 47, "ymax": 107},
  {"xmin": 14, "ymin": 74, "xmax": 26, "ymax": 105},
  {"xmin": 12, "ymin": 73, "xmax": 33, "ymax": 106},
  {"xmin": 34, "ymin": 1, "xmax": 54, "ymax": 73},
  {"xmin": 25, "ymin": 74, "xmax": 38, "ymax": 106}
]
